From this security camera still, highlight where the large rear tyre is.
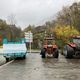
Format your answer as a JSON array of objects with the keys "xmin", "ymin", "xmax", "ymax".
[
  {"xmin": 40, "ymin": 48, "xmax": 46, "ymax": 58},
  {"xmin": 63, "ymin": 45, "xmax": 74, "ymax": 58},
  {"xmin": 53, "ymin": 49, "xmax": 59, "ymax": 58}
]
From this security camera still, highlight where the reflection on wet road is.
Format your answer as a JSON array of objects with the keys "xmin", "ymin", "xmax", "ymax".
[{"xmin": 0, "ymin": 53, "xmax": 80, "ymax": 80}]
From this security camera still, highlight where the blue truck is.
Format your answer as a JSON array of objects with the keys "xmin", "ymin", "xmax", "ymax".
[{"xmin": 0, "ymin": 38, "xmax": 27, "ymax": 62}]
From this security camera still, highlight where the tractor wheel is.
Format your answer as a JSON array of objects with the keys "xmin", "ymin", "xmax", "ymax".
[
  {"xmin": 23, "ymin": 55, "xmax": 26, "ymax": 59},
  {"xmin": 6, "ymin": 58, "xmax": 9, "ymax": 62},
  {"xmin": 40, "ymin": 48, "xmax": 46, "ymax": 58},
  {"xmin": 63, "ymin": 45, "xmax": 74, "ymax": 58},
  {"xmin": 53, "ymin": 49, "xmax": 59, "ymax": 58}
]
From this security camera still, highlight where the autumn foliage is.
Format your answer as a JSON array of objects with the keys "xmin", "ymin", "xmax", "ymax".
[{"xmin": 53, "ymin": 25, "xmax": 79, "ymax": 43}]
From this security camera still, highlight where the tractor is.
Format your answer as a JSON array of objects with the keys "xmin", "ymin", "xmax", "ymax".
[
  {"xmin": 40, "ymin": 36, "xmax": 59, "ymax": 58},
  {"xmin": 63, "ymin": 36, "xmax": 80, "ymax": 58}
]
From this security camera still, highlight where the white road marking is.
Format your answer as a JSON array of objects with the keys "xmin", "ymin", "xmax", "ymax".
[{"xmin": 0, "ymin": 60, "xmax": 14, "ymax": 69}]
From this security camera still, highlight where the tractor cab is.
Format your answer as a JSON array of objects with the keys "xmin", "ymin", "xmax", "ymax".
[
  {"xmin": 43, "ymin": 37, "xmax": 57, "ymax": 54},
  {"xmin": 68, "ymin": 36, "xmax": 80, "ymax": 48},
  {"xmin": 72, "ymin": 36, "xmax": 80, "ymax": 47}
]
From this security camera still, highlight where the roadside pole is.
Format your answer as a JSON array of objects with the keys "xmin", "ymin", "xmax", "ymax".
[
  {"xmin": 30, "ymin": 42, "xmax": 31, "ymax": 53},
  {"xmin": 29, "ymin": 32, "xmax": 32, "ymax": 53}
]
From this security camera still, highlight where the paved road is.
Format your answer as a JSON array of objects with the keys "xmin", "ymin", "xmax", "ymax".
[{"xmin": 0, "ymin": 53, "xmax": 80, "ymax": 80}]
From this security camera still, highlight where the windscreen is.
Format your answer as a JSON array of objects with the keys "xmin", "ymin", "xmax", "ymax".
[
  {"xmin": 47, "ymin": 40, "xmax": 55, "ymax": 45},
  {"xmin": 73, "ymin": 38, "xmax": 80, "ymax": 46}
]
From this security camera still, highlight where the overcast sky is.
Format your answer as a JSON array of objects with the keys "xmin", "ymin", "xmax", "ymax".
[{"xmin": 0, "ymin": 0, "xmax": 79, "ymax": 29}]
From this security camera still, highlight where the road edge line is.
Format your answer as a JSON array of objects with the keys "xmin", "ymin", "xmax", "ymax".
[{"xmin": 0, "ymin": 60, "xmax": 14, "ymax": 69}]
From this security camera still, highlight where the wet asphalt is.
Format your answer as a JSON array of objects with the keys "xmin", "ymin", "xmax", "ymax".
[{"xmin": 0, "ymin": 53, "xmax": 80, "ymax": 80}]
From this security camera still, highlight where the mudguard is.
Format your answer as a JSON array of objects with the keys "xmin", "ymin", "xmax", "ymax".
[{"xmin": 68, "ymin": 42, "xmax": 76, "ymax": 47}]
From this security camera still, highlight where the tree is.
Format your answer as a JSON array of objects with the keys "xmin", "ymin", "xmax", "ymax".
[
  {"xmin": 24, "ymin": 25, "xmax": 35, "ymax": 32},
  {"xmin": 56, "ymin": 2, "xmax": 80, "ymax": 30},
  {"xmin": 7, "ymin": 14, "xmax": 17, "ymax": 25},
  {"xmin": 53, "ymin": 24, "xmax": 79, "ymax": 42}
]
